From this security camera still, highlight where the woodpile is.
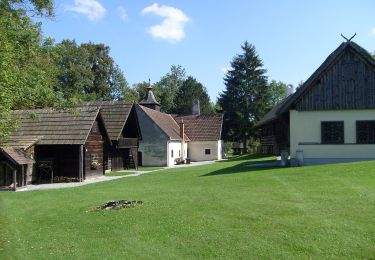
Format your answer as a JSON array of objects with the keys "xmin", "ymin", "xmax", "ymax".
[
  {"xmin": 96, "ymin": 200, "xmax": 143, "ymax": 210},
  {"xmin": 53, "ymin": 176, "xmax": 79, "ymax": 183}
]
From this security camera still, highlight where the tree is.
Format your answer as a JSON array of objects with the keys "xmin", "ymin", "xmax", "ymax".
[
  {"xmin": 53, "ymin": 39, "xmax": 93, "ymax": 101},
  {"xmin": 110, "ymin": 64, "xmax": 131, "ymax": 101},
  {"xmin": 0, "ymin": 1, "xmax": 58, "ymax": 142},
  {"xmin": 0, "ymin": 0, "xmax": 54, "ymax": 17},
  {"xmin": 218, "ymin": 41, "xmax": 270, "ymax": 148},
  {"xmin": 269, "ymin": 80, "xmax": 288, "ymax": 106},
  {"xmin": 53, "ymin": 41, "xmax": 129, "ymax": 102},
  {"xmin": 174, "ymin": 76, "xmax": 213, "ymax": 114},
  {"xmin": 154, "ymin": 65, "xmax": 186, "ymax": 113}
]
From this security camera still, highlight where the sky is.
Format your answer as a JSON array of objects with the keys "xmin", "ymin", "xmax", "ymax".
[{"xmin": 40, "ymin": 0, "xmax": 375, "ymax": 102}]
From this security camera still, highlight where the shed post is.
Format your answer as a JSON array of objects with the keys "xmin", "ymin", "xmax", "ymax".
[
  {"xmin": 13, "ymin": 169, "xmax": 17, "ymax": 192},
  {"xmin": 79, "ymin": 145, "xmax": 84, "ymax": 182}
]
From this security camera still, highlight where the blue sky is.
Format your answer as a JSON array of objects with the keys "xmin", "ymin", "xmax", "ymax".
[{"xmin": 41, "ymin": 0, "xmax": 375, "ymax": 102}]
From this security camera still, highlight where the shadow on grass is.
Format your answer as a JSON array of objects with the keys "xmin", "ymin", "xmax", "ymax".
[
  {"xmin": 202, "ymin": 155, "xmax": 285, "ymax": 177},
  {"xmin": 220, "ymin": 153, "xmax": 275, "ymax": 162}
]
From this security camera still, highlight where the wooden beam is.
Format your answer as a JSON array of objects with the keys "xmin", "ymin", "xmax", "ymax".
[
  {"xmin": 13, "ymin": 169, "xmax": 17, "ymax": 192},
  {"xmin": 79, "ymin": 145, "xmax": 84, "ymax": 182}
]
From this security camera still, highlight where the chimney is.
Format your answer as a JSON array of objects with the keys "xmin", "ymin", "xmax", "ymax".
[
  {"xmin": 192, "ymin": 99, "xmax": 200, "ymax": 115},
  {"xmin": 179, "ymin": 119, "xmax": 185, "ymax": 160}
]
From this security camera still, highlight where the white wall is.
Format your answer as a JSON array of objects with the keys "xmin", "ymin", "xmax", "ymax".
[
  {"xmin": 137, "ymin": 106, "xmax": 169, "ymax": 166},
  {"xmin": 290, "ymin": 109, "xmax": 375, "ymax": 165},
  {"xmin": 167, "ymin": 141, "xmax": 188, "ymax": 166},
  {"xmin": 188, "ymin": 141, "xmax": 222, "ymax": 161}
]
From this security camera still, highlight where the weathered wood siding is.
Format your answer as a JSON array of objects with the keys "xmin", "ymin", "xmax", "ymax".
[
  {"xmin": 85, "ymin": 120, "xmax": 104, "ymax": 178},
  {"xmin": 295, "ymin": 48, "xmax": 375, "ymax": 110}
]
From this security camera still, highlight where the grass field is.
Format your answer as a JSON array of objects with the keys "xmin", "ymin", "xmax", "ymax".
[{"xmin": 1, "ymin": 155, "xmax": 374, "ymax": 259}]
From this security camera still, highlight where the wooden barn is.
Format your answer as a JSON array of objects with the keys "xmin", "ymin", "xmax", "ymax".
[
  {"xmin": 2, "ymin": 105, "xmax": 111, "ymax": 186},
  {"xmin": 257, "ymin": 41, "xmax": 375, "ymax": 165},
  {"xmin": 95, "ymin": 101, "xmax": 141, "ymax": 171},
  {"xmin": 0, "ymin": 137, "xmax": 36, "ymax": 191}
]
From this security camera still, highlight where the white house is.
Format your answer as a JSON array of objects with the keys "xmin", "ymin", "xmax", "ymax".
[
  {"xmin": 136, "ymin": 84, "xmax": 224, "ymax": 166},
  {"xmin": 257, "ymin": 41, "xmax": 375, "ymax": 166}
]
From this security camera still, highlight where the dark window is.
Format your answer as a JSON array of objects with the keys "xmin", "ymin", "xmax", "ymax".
[
  {"xmin": 321, "ymin": 121, "xmax": 344, "ymax": 144},
  {"xmin": 179, "ymin": 150, "xmax": 181, "ymax": 157},
  {"xmin": 171, "ymin": 150, "xmax": 174, "ymax": 158},
  {"xmin": 205, "ymin": 149, "xmax": 211, "ymax": 155},
  {"xmin": 356, "ymin": 121, "xmax": 375, "ymax": 144}
]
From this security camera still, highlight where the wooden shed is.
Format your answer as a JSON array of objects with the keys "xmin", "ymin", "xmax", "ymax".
[
  {"xmin": 96, "ymin": 101, "xmax": 141, "ymax": 171},
  {"xmin": 7, "ymin": 105, "xmax": 111, "ymax": 183}
]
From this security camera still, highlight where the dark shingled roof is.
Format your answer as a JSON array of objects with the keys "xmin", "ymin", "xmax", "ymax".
[
  {"xmin": 0, "ymin": 148, "xmax": 33, "ymax": 165},
  {"xmin": 87, "ymin": 101, "xmax": 134, "ymax": 141},
  {"xmin": 256, "ymin": 94, "xmax": 294, "ymax": 127},
  {"xmin": 10, "ymin": 105, "xmax": 102, "ymax": 145},
  {"xmin": 138, "ymin": 105, "xmax": 189, "ymax": 141},
  {"xmin": 257, "ymin": 41, "xmax": 375, "ymax": 127},
  {"xmin": 278, "ymin": 41, "xmax": 375, "ymax": 115},
  {"xmin": 139, "ymin": 86, "xmax": 160, "ymax": 106},
  {"xmin": 173, "ymin": 114, "xmax": 223, "ymax": 141},
  {"xmin": 2, "ymin": 136, "xmax": 41, "ymax": 149}
]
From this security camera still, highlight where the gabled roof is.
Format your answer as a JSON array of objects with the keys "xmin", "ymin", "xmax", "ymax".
[
  {"xmin": 257, "ymin": 41, "xmax": 375, "ymax": 127},
  {"xmin": 137, "ymin": 105, "xmax": 189, "ymax": 141},
  {"xmin": 2, "ymin": 136, "xmax": 41, "ymax": 149},
  {"xmin": 256, "ymin": 94, "xmax": 294, "ymax": 127},
  {"xmin": 173, "ymin": 114, "xmax": 223, "ymax": 141},
  {"xmin": 87, "ymin": 101, "xmax": 134, "ymax": 141},
  {"xmin": 0, "ymin": 148, "xmax": 33, "ymax": 165},
  {"xmin": 278, "ymin": 41, "xmax": 375, "ymax": 114},
  {"xmin": 10, "ymin": 105, "xmax": 107, "ymax": 145}
]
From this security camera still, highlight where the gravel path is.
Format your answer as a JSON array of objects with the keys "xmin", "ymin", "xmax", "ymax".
[{"xmin": 16, "ymin": 160, "xmax": 218, "ymax": 192}]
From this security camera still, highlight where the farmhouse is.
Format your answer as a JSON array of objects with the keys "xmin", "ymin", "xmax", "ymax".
[
  {"xmin": 136, "ymin": 84, "xmax": 224, "ymax": 166},
  {"xmin": 173, "ymin": 113, "xmax": 224, "ymax": 161},
  {"xmin": 257, "ymin": 41, "xmax": 375, "ymax": 165},
  {"xmin": 0, "ymin": 105, "xmax": 111, "ymax": 190},
  {"xmin": 136, "ymin": 104, "xmax": 190, "ymax": 166}
]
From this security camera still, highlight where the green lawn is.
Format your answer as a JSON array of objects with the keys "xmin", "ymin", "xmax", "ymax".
[{"xmin": 1, "ymin": 155, "xmax": 375, "ymax": 259}]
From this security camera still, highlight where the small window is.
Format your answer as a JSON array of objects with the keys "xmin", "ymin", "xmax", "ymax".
[
  {"xmin": 205, "ymin": 149, "xmax": 211, "ymax": 155},
  {"xmin": 356, "ymin": 121, "xmax": 375, "ymax": 144},
  {"xmin": 171, "ymin": 150, "xmax": 174, "ymax": 158},
  {"xmin": 321, "ymin": 121, "xmax": 344, "ymax": 144}
]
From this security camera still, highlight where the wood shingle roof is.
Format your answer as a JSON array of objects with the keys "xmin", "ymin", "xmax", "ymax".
[
  {"xmin": 0, "ymin": 148, "xmax": 33, "ymax": 165},
  {"xmin": 10, "ymin": 105, "xmax": 102, "ymax": 145},
  {"xmin": 87, "ymin": 101, "xmax": 134, "ymax": 141}
]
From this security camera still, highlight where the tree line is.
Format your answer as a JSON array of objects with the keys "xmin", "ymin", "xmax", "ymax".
[{"xmin": 1, "ymin": 0, "xmax": 291, "ymax": 149}]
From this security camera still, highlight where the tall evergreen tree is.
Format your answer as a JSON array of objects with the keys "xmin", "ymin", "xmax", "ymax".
[
  {"xmin": 218, "ymin": 41, "xmax": 270, "ymax": 148},
  {"xmin": 174, "ymin": 76, "xmax": 213, "ymax": 114}
]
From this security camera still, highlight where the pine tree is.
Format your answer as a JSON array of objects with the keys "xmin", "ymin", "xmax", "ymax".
[{"xmin": 218, "ymin": 41, "xmax": 270, "ymax": 150}]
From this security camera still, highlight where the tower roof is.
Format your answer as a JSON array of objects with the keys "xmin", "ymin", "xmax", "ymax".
[{"xmin": 139, "ymin": 80, "xmax": 160, "ymax": 106}]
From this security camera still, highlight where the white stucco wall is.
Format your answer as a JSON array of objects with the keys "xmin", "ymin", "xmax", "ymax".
[
  {"xmin": 167, "ymin": 141, "xmax": 188, "ymax": 166},
  {"xmin": 137, "ymin": 106, "xmax": 169, "ymax": 166},
  {"xmin": 188, "ymin": 140, "xmax": 223, "ymax": 161},
  {"xmin": 290, "ymin": 109, "xmax": 375, "ymax": 165}
]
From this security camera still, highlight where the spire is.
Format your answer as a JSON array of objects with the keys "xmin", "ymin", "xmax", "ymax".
[{"xmin": 139, "ymin": 79, "xmax": 161, "ymax": 111}]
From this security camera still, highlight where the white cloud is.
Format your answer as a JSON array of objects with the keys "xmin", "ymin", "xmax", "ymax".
[
  {"xmin": 141, "ymin": 3, "xmax": 189, "ymax": 43},
  {"xmin": 372, "ymin": 27, "xmax": 375, "ymax": 34},
  {"xmin": 117, "ymin": 6, "xmax": 128, "ymax": 21},
  {"xmin": 221, "ymin": 67, "xmax": 233, "ymax": 73},
  {"xmin": 66, "ymin": 0, "xmax": 106, "ymax": 21}
]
